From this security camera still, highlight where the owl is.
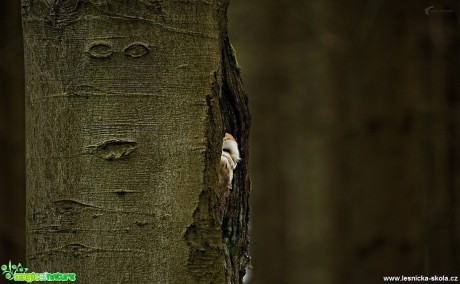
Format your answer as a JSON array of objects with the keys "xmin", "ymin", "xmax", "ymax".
[{"xmin": 219, "ymin": 133, "xmax": 241, "ymax": 191}]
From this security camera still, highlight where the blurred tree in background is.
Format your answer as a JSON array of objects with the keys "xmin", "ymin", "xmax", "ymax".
[
  {"xmin": 229, "ymin": 0, "xmax": 459, "ymax": 283},
  {"xmin": 0, "ymin": 1, "xmax": 25, "ymax": 263},
  {"xmin": 1, "ymin": 0, "xmax": 460, "ymax": 283}
]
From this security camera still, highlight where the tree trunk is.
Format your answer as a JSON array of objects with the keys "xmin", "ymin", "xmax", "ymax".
[{"xmin": 22, "ymin": 0, "xmax": 250, "ymax": 283}]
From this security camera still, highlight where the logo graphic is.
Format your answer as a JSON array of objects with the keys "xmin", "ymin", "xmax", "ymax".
[
  {"xmin": 1, "ymin": 261, "xmax": 28, "ymax": 280},
  {"xmin": 1, "ymin": 261, "xmax": 76, "ymax": 282},
  {"xmin": 425, "ymin": 6, "xmax": 454, "ymax": 16},
  {"xmin": 425, "ymin": 6, "xmax": 435, "ymax": 15}
]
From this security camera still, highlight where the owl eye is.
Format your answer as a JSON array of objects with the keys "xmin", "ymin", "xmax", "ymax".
[
  {"xmin": 87, "ymin": 42, "xmax": 113, "ymax": 59},
  {"xmin": 124, "ymin": 43, "xmax": 150, "ymax": 58}
]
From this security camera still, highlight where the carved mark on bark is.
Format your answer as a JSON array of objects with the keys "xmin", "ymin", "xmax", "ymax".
[{"xmin": 86, "ymin": 140, "xmax": 138, "ymax": 160}]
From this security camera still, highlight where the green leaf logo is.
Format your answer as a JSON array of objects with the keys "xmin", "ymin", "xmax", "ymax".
[{"xmin": 1, "ymin": 261, "xmax": 28, "ymax": 281}]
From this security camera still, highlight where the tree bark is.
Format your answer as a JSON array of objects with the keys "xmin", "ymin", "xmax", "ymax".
[{"xmin": 22, "ymin": 0, "xmax": 250, "ymax": 283}]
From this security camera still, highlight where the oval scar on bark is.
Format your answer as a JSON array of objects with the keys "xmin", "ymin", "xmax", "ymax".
[
  {"xmin": 87, "ymin": 42, "xmax": 113, "ymax": 59},
  {"xmin": 86, "ymin": 140, "xmax": 138, "ymax": 160},
  {"xmin": 124, "ymin": 43, "xmax": 150, "ymax": 58},
  {"xmin": 54, "ymin": 199, "xmax": 95, "ymax": 214},
  {"xmin": 135, "ymin": 220, "xmax": 149, "ymax": 227}
]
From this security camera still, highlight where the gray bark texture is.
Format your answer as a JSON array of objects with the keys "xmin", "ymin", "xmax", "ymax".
[{"xmin": 22, "ymin": 0, "xmax": 250, "ymax": 283}]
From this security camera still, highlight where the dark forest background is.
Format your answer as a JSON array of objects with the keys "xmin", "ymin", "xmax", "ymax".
[{"xmin": 1, "ymin": 1, "xmax": 459, "ymax": 283}]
